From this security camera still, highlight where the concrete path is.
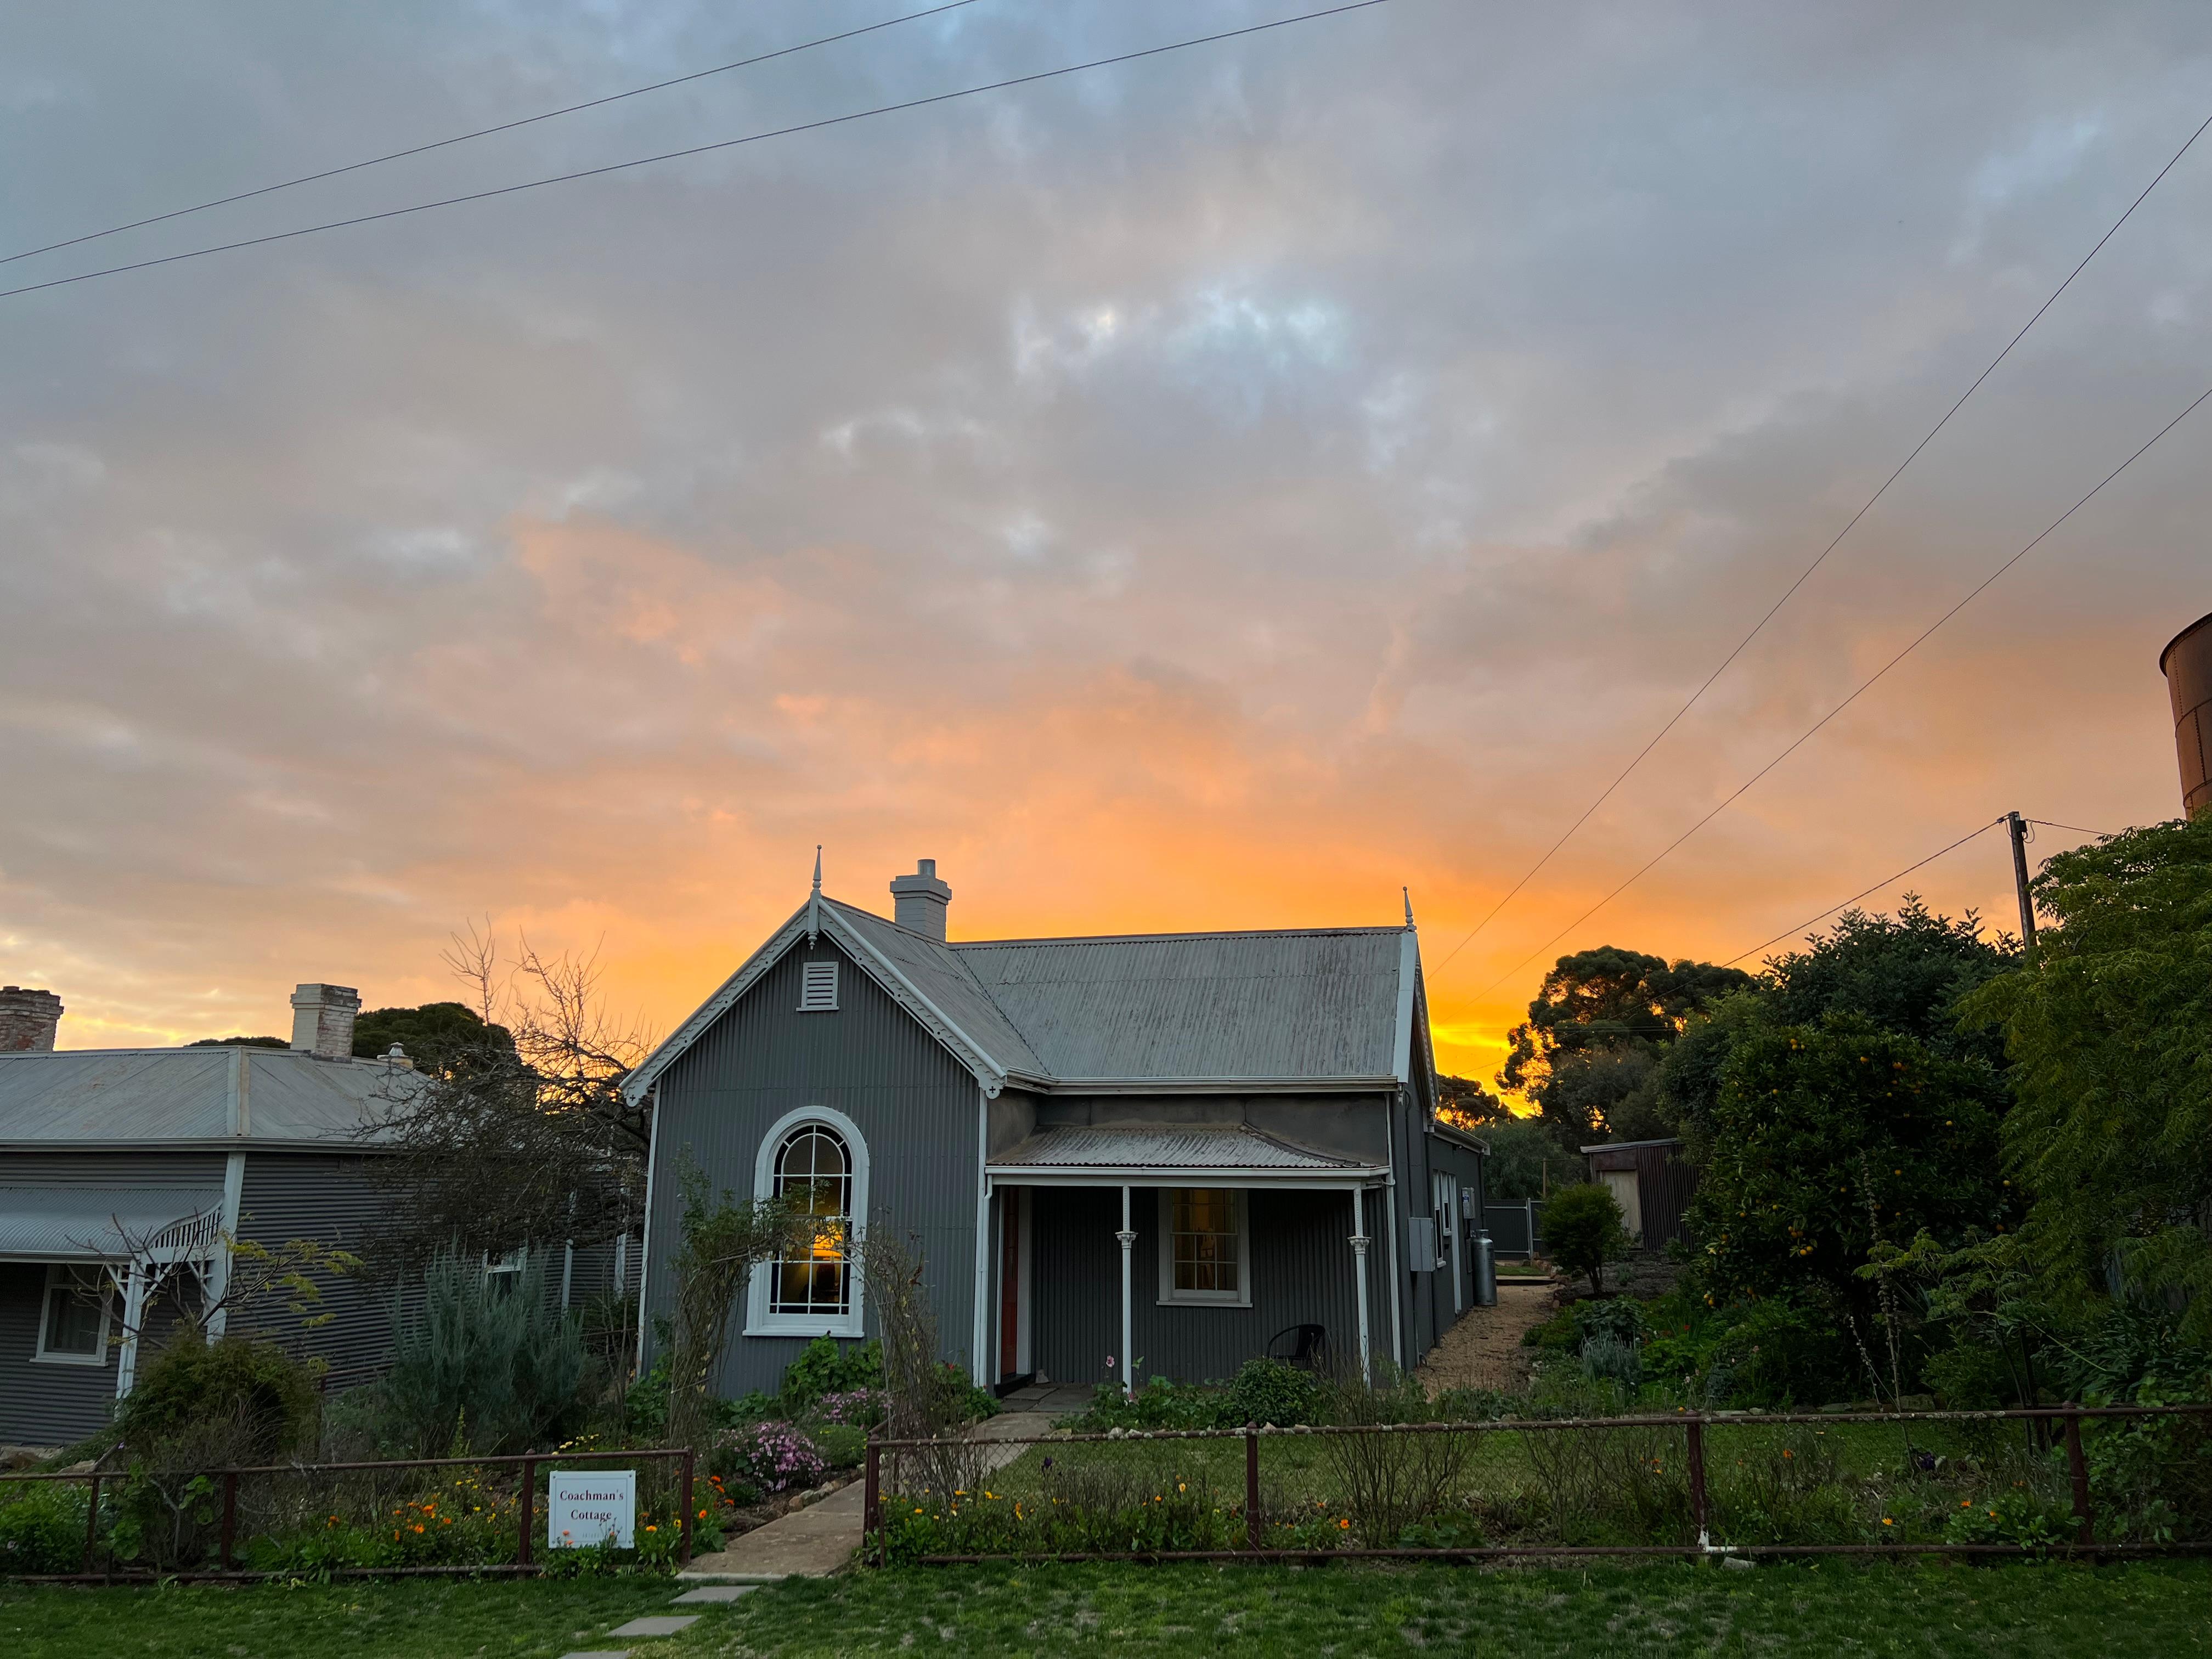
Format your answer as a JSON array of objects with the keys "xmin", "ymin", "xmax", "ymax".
[{"xmin": 680, "ymin": 1479, "xmax": 867, "ymax": 1582}]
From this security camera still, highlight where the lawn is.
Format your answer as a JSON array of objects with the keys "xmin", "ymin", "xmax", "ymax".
[{"xmin": 3, "ymin": 1560, "xmax": 2207, "ymax": 1657}]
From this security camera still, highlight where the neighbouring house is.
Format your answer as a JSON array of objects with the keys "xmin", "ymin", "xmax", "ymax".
[
  {"xmin": 1580, "ymin": 1136, "xmax": 1696, "ymax": 1254},
  {"xmin": 627, "ymin": 859, "xmax": 1485, "ymax": 1397},
  {"xmin": 0, "ymin": 983, "xmax": 420, "ymax": 1448}
]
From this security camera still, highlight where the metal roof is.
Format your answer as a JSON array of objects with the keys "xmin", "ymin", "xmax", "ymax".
[
  {"xmin": 952, "ymin": 928, "xmax": 1406, "ymax": 1082},
  {"xmin": 0, "ymin": 1186, "xmax": 224, "ymax": 1260},
  {"xmin": 987, "ymin": 1123, "xmax": 1378, "ymax": 1173},
  {"xmin": 827, "ymin": 902, "xmax": 1048, "ymax": 1079},
  {"xmin": 0, "ymin": 1047, "xmax": 420, "ymax": 1147},
  {"xmin": 627, "ymin": 895, "xmax": 1424, "ymax": 1103}
]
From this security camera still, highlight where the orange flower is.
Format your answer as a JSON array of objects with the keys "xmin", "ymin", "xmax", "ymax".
[{"xmin": 1339, "ymin": 1519, "xmax": 1350, "ymax": 1530}]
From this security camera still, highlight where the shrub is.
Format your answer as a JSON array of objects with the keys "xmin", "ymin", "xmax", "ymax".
[
  {"xmin": 811, "ymin": 1388, "xmax": 887, "ymax": 1427},
  {"xmin": 781, "ymin": 1336, "xmax": 882, "ymax": 1410},
  {"xmin": 1226, "ymin": 1357, "xmax": 1323, "ymax": 1426},
  {"xmin": 370, "ymin": 1246, "xmax": 588, "ymax": 1455},
  {"xmin": 1580, "ymin": 1333, "xmax": 1644, "ymax": 1389},
  {"xmin": 811, "ymin": 1423, "xmax": 867, "ymax": 1469},
  {"xmin": 0, "ymin": 1482, "xmax": 84, "ymax": 1572},
  {"xmin": 713, "ymin": 1421, "xmax": 826, "ymax": 1493},
  {"xmin": 115, "ymin": 1332, "xmax": 321, "ymax": 1462},
  {"xmin": 1572, "ymin": 1297, "xmax": 1645, "ymax": 1346},
  {"xmin": 1544, "ymin": 1184, "xmax": 1631, "ymax": 1295}
]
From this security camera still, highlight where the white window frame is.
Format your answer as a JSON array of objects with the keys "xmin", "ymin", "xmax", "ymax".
[
  {"xmin": 33, "ymin": 1263, "xmax": 112, "ymax": 1367},
  {"xmin": 744, "ymin": 1105, "xmax": 868, "ymax": 1339},
  {"xmin": 1155, "ymin": 1187, "xmax": 1252, "ymax": 1308},
  {"xmin": 798, "ymin": 960, "xmax": 839, "ymax": 1012}
]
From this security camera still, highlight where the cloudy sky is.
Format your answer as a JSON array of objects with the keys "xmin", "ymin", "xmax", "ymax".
[{"xmin": 3, "ymin": 0, "xmax": 2207, "ymax": 1076}]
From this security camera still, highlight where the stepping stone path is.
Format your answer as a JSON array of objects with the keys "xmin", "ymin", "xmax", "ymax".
[{"xmin": 557, "ymin": 1579, "xmax": 761, "ymax": 1655}]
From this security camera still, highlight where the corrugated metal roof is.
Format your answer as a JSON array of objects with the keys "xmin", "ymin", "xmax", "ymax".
[
  {"xmin": 827, "ymin": 902, "xmax": 1048, "ymax": 1079},
  {"xmin": 951, "ymin": 928, "xmax": 1404, "ymax": 1081},
  {"xmin": 0, "ymin": 1186, "xmax": 223, "ymax": 1259},
  {"xmin": 988, "ymin": 1123, "xmax": 1374, "ymax": 1172},
  {"xmin": 0, "ymin": 1047, "xmax": 419, "ymax": 1145}
]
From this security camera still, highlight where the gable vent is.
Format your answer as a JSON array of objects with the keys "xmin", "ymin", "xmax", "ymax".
[{"xmin": 799, "ymin": 960, "xmax": 839, "ymax": 1012}]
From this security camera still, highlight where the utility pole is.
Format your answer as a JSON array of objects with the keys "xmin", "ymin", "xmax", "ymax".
[{"xmin": 2005, "ymin": 811, "xmax": 2038, "ymax": 953}]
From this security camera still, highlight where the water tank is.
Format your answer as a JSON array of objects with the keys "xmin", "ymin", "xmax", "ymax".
[{"xmin": 2161, "ymin": 611, "xmax": 2212, "ymax": 820}]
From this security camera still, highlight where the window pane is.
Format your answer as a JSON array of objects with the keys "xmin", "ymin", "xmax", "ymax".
[
  {"xmin": 44, "ymin": 1273, "xmax": 103, "ymax": 1356},
  {"xmin": 770, "ymin": 1125, "xmax": 854, "ymax": 1318},
  {"xmin": 1169, "ymin": 1188, "xmax": 1239, "ymax": 1298}
]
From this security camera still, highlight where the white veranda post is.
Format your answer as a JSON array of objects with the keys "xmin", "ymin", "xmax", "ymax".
[
  {"xmin": 1116, "ymin": 1184, "xmax": 1136, "ymax": 1400},
  {"xmin": 1349, "ymin": 1187, "xmax": 1373, "ymax": 1386}
]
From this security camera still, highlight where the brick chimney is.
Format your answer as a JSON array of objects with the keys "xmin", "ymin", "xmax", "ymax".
[
  {"xmin": 890, "ymin": 859, "xmax": 952, "ymax": 941},
  {"xmin": 0, "ymin": 986, "xmax": 63, "ymax": 1052},
  {"xmin": 290, "ymin": 983, "xmax": 362, "ymax": 1060}
]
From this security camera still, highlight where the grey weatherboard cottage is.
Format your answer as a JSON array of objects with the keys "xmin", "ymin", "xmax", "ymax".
[{"xmin": 628, "ymin": 861, "xmax": 1487, "ymax": 1397}]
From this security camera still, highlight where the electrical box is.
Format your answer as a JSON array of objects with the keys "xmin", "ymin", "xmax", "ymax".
[{"xmin": 1407, "ymin": 1216, "xmax": 1437, "ymax": 1270}]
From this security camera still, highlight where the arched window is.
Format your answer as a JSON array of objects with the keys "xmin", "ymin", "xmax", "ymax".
[
  {"xmin": 747, "ymin": 1107, "xmax": 868, "ymax": 1338},
  {"xmin": 770, "ymin": 1125, "xmax": 851, "ymax": 1319}
]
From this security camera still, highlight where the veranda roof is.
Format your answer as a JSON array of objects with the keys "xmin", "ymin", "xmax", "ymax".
[
  {"xmin": 0, "ymin": 1186, "xmax": 224, "ymax": 1261},
  {"xmin": 986, "ymin": 1123, "xmax": 1384, "ymax": 1183}
]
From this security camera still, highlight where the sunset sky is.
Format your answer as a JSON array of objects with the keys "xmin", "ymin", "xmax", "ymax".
[{"xmin": 2, "ymin": 1, "xmax": 2207, "ymax": 1080}]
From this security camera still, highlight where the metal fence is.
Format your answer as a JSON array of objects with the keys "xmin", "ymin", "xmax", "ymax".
[
  {"xmin": 1481, "ymin": 1203, "xmax": 1545, "ymax": 1261},
  {"xmin": 863, "ymin": 1403, "xmax": 2212, "ymax": 1566},
  {"xmin": 0, "ymin": 1445, "xmax": 696, "ymax": 1583}
]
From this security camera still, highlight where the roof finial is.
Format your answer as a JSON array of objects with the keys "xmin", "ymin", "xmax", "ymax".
[
  {"xmin": 807, "ymin": 845, "xmax": 823, "ymax": 945},
  {"xmin": 1403, "ymin": 886, "xmax": 1415, "ymax": 929}
]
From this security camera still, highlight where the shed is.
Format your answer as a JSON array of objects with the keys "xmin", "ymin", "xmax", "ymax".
[{"xmin": 1580, "ymin": 1137, "xmax": 1696, "ymax": 1253}]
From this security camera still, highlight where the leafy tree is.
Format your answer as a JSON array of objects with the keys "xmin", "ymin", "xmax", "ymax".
[
  {"xmin": 1481, "ymin": 1116, "xmax": 1567, "ymax": 1203},
  {"xmin": 1960, "ymin": 816, "xmax": 2212, "ymax": 1341},
  {"xmin": 353, "ymin": 1000, "xmax": 517, "ymax": 1076},
  {"xmin": 1435, "ymin": 1073, "xmax": 1511, "ymax": 1127},
  {"xmin": 1679, "ymin": 1015, "xmax": 2012, "ymax": 1336},
  {"xmin": 1662, "ymin": 899, "xmax": 2017, "ymax": 1137},
  {"xmin": 187, "ymin": 1035, "xmax": 287, "ymax": 1048},
  {"xmin": 1499, "ymin": 946, "xmax": 1750, "ymax": 1146},
  {"xmin": 1543, "ymin": 1182, "xmax": 1631, "ymax": 1295}
]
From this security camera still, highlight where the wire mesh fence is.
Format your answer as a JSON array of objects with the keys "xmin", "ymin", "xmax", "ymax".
[
  {"xmin": 864, "ymin": 1404, "xmax": 2212, "ymax": 1565},
  {"xmin": 0, "ymin": 1446, "xmax": 695, "ymax": 1582}
]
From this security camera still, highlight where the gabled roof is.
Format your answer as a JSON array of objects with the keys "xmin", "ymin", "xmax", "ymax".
[
  {"xmin": 951, "ymin": 927, "xmax": 1407, "ymax": 1083},
  {"xmin": 626, "ymin": 890, "xmax": 1427, "ymax": 1105},
  {"xmin": 0, "ymin": 1045, "xmax": 423, "ymax": 1149}
]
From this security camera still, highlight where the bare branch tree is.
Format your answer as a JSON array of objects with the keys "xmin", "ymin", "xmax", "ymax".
[{"xmin": 363, "ymin": 922, "xmax": 657, "ymax": 1273}]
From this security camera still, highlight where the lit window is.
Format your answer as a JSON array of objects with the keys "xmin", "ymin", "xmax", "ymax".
[
  {"xmin": 770, "ymin": 1126, "xmax": 853, "ymax": 1319},
  {"xmin": 799, "ymin": 960, "xmax": 839, "ymax": 1012},
  {"xmin": 1158, "ymin": 1188, "xmax": 1249, "ymax": 1306},
  {"xmin": 36, "ymin": 1266, "xmax": 110, "ymax": 1364}
]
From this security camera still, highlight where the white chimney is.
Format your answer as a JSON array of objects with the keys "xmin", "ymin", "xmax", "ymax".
[
  {"xmin": 290, "ymin": 983, "xmax": 362, "ymax": 1060},
  {"xmin": 890, "ymin": 859, "xmax": 952, "ymax": 942}
]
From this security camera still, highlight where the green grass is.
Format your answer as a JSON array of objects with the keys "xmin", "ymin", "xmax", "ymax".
[{"xmin": 4, "ymin": 1560, "xmax": 2208, "ymax": 1656}]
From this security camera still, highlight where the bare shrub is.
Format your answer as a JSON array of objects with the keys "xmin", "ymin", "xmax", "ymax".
[{"xmin": 1320, "ymin": 1368, "xmax": 1477, "ymax": 1547}]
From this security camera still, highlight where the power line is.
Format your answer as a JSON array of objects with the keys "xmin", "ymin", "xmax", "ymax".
[
  {"xmin": 0, "ymin": 1, "xmax": 983, "ymax": 269},
  {"xmin": 1479, "ymin": 375, "xmax": 2212, "ymax": 996},
  {"xmin": 1430, "ymin": 105, "xmax": 2212, "ymax": 981},
  {"xmin": 2027, "ymin": 817, "xmax": 2115, "ymax": 839},
  {"xmin": 0, "ymin": 1, "xmax": 1392, "ymax": 302},
  {"xmin": 1719, "ymin": 818, "xmax": 2006, "ymax": 968}
]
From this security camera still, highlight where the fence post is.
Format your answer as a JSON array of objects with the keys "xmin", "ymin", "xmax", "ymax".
[
  {"xmin": 82, "ymin": 1472, "xmax": 101, "ymax": 1576},
  {"xmin": 679, "ymin": 1447, "xmax": 696, "ymax": 1567},
  {"xmin": 1245, "ymin": 1425, "xmax": 1261, "ymax": 1552},
  {"xmin": 2064, "ymin": 1404, "xmax": 2094, "ymax": 1548},
  {"xmin": 219, "ymin": 1470, "xmax": 239, "ymax": 1571},
  {"xmin": 518, "ymin": 1457, "xmax": 536, "ymax": 1570},
  {"xmin": 1685, "ymin": 1414, "xmax": 1709, "ymax": 1551},
  {"xmin": 864, "ymin": 1439, "xmax": 881, "ymax": 1565}
]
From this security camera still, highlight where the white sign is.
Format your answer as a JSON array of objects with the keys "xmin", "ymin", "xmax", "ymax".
[{"xmin": 546, "ymin": 1470, "xmax": 636, "ymax": 1550}]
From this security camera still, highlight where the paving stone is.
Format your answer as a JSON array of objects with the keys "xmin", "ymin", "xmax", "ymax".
[
  {"xmin": 673, "ymin": 1584, "xmax": 757, "ymax": 1603},
  {"xmin": 608, "ymin": 1616, "xmax": 701, "ymax": 1638}
]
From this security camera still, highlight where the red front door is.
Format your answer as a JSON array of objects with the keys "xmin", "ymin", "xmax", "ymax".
[{"xmin": 1000, "ymin": 1192, "xmax": 1021, "ymax": 1379}]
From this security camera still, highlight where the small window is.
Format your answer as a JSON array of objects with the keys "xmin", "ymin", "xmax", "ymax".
[
  {"xmin": 35, "ymin": 1265, "xmax": 110, "ymax": 1365},
  {"xmin": 799, "ymin": 960, "xmax": 839, "ymax": 1012},
  {"xmin": 1157, "ymin": 1188, "xmax": 1250, "ymax": 1306},
  {"xmin": 485, "ymin": 1247, "xmax": 527, "ymax": 1295}
]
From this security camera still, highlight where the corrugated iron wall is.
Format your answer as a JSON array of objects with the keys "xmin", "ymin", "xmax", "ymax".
[
  {"xmin": 1025, "ymin": 1184, "xmax": 1367, "ymax": 1385},
  {"xmin": 237, "ymin": 1150, "xmax": 404, "ymax": 1391},
  {"xmin": 646, "ymin": 936, "xmax": 981, "ymax": 1397}
]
